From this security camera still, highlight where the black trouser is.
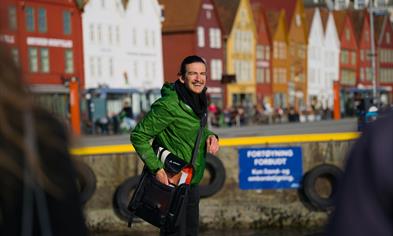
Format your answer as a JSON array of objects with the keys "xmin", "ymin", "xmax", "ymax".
[{"xmin": 160, "ymin": 185, "xmax": 200, "ymax": 236}]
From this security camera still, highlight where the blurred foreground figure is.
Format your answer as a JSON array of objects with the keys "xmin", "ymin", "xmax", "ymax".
[
  {"xmin": 0, "ymin": 46, "xmax": 87, "ymax": 235},
  {"xmin": 327, "ymin": 111, "xmax": 393, "ymax": 236}
]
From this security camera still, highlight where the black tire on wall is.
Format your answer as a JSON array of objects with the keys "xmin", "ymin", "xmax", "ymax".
[
  {"xmin": 200, "ymin": 153, "xmax": 226, "ymax": 198},
  {"xmin": 113, "ymin": 175, "xmax": 141, "ymax": 221},
  {"xmin": 74, "ymin": 159, "xmax": 97, "ymax": 205},
  {"xmin": 300, "ymin": 164, "xmax": 344, "ymax": 211}
]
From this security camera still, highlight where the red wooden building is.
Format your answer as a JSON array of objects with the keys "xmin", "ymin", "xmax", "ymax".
[
  {"xmin": 158, "ymin": 0, "xmax": 225, "ymax": 108},
  {"xmin": 252, "ymin": 4, "xmax": 273, "ymax": 108},
  {"xmin": 0, "ymin": 0, "xmax": 84, "ymax": 134},
  {"xmin": 377, "ymin": 15, "xmax": 393, "ymax": 104},
  {"xmin": 334, "ymin": 10, "xmax": 358, "ymax": 116}
]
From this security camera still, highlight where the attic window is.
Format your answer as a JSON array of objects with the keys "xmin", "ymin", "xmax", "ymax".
[
  {"xmin": 296, "ymin": 14, "xmax": 301, "ymax": 27},
  {"xmin": 206, "ymin": 10, "xmax": 212, "ymax": 19},
  {"xmin": 160, "ymin": 5, "xmax": 165, "ymax": 21},
  {"xmin": 139, "ymin": 0, "xmax": 143, "ymax": 12}
]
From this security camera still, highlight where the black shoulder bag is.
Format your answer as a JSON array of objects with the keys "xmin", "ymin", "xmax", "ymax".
[{"xmin": 127, "ymin": 114, "xmax": 207, "ymax": 233}]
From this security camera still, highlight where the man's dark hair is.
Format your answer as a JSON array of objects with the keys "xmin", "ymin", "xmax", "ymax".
[{"xmin": 178, "ymin": 55, "xmax": 206, "ymax": 77}]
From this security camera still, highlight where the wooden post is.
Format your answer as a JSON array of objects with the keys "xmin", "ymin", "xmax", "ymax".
[
  {"xmin": 69, "ymin": 77, "xmax": 81, "ymax": 135},
  {"xmin": 333, "ymin": 81, "xmax": 341, "ymax": 120}
]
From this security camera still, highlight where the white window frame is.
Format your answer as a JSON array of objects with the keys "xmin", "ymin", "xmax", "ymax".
[
  {"xmin": 197, "ymin": 27, "xmax": 205, "ymax": 47},
  {"xmin": 65, "ymin": 49, "xmax": 74, "ymax": 74}
]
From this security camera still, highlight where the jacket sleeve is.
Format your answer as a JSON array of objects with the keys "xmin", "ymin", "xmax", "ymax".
[{"xmin": 130, "ymin": 100, "xmax": 175, "ymax": 173}]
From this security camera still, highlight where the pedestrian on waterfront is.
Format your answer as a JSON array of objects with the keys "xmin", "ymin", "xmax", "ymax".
[
  {"xmin": 326, "ymin": 110, "xmax": 393, "ymax": 236},
  {"xmin": 131, "ymin": 55, "xmax": 220, "ymax": 236},
  {"xmin": 0, "ymin": 45, "xmax": 87, "ymax": 235},
  {"xmin": 119, "ymin": 98, "xmax": 136, "ymax": 132}
]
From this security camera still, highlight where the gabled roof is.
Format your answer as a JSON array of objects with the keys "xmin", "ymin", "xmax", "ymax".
[
  {"xmin": 81, "ymin": 0, "xmax": 128, "ymax": 11},
  {"xmin": 319, "ymin": 7, "xmax": 329, "ymax": 32},
  {"xmin": 266, "ymin": 10, "xmax": 283, "ymax": 38},
  {"xmin": 252, "ymin": 4, "xmax": 271, "ymax": 43},
  {"xmin": 250, "ymin": 0, "xmax": 297, "ymax": 30},
  {"xmin": 212, "ymin": 0, "xmax": 241, "ymax": 36},
  {"xmin": 75, "ymin": 0, "xmax": 88, "ymax": 10},
  {"xmin": 304, "ymin": 8, "xmax": 315, "ymax": 36},
  {"xmin": 333, "ymin": 10, "xmax": 347, "ymax": 35},
  {"xmin": 158, "ymin": 0, "xmax": 202, "ymax": 33},
  {"xmin": 348, "ymin": 9, "xmax": 367, "ymax": 42},
  {"xmin": 374, "ymin": 14, "xmax": 386, "ymax": 44}
]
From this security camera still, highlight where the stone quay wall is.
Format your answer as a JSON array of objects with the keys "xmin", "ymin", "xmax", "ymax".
[{"xmin": 77, "ymin": 139, "xmax": 355, "ymax": 233}]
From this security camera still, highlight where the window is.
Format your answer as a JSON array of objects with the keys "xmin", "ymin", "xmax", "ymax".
[
  {"xmin": 108, "ymin": 26, "xmax": 113, "ymax": 44},
  {"xmin": 197, "ymin": 27, "xmax": 205, "ymax": 47},
  {"xmin": 97, "ymin": 24, "xmax": 102, "ymax": 42},
  {"xmin": 256, "ymin": 68, "xmax": 264, "ymax": 83},
  {"xmin": 89, "ymin": 57, "xmax": 95, "ymax": 76},
  {"xmin": 116, "ymin": 26, "xmax": 120, "ymax": 44},
  {"xmin": 89, "ymin": 24, "xmax": 95, "ymax": 42},
  {"xmin": 345, "ymin": 29, "xmax": 350, "ymax": 41},
  {"xmin": 63, "ymin": 11, "xmax": 71, "ymax": 35},
  {"xmin": 132, "ymin": 28, "xmax": 137, "ymax": 46},
  {"xmin": 139, "ymin": 0, "xmax": 144, "ymax": 12},
  {"xmin": 273, "ymin": 42, "xmax": 278, "ymax": 59},
  {"xmin": 11, "ymin": 48, "xmax": 19, "ymax": 65},
  {"xmin": 145, "ymin": 30, "xmax": 149, "ymax": 46},
  {"xmin": 28, "ymin": 47, "xmax": 38, "ymax": 72},
  {"xmin": 209, "ymin": 28, "xmax": 221, "ymax": 48},
  {"xmin": 25, "ymin": 7, "xmax": 35, "ymax": 32},
  {"xmin": 351, "ymin": 51, "xmax": 356, "ymax": 65},
  {"xmin": 210, "ymin": 59, "xmax": 222, "ymax": 80},
  {"xmin": 133, "ymin": 61, "xmax": 138, "ymax": 77},
  {"xmin": 386, "ymin": 33, "xmax": 391, "ymax": 44},
  {"xmin": 151, "ymin": 31, "xmax": 155, "ymax": 47},
  {"xmin": 40, "ymin": 48, "xmax": 49, "ymax": 73},
  {"xmin": 97, "ymin": 58, "xmax": 102, "ymax": 77},
  {"xmin": 38, "ymin": 8, "xmax": 47, "ymax": 33},
  {"xmin": 256, "ymin": 45, "xmax": 264, "ymax": 60},
  {"xmin": 65, "ymin": 49, "xmax": 74, "ymax": 73},
  {"xmin": 341, "ymin": 50, "xmax": 348, "ymax": 64},
  {"xmin": 266, "ymin": 46, "xmax": 270, "ymax": 60},
  {"xmin": 366, "ymin": 67, "xmax": 372, "ymax": 81},
  {"xmin": 266, "ymin": 68, "xmax": 270, "ymax": 83},
  {"xmin": 206, "ymin": 10, "xmax": 211, "ymax": 19},
  {"xmin": 8, "ymin": 6, "xmax": 17, "ymax": 31},
  {"xmin": 109, "ymin": 58, "xmax": 114, "ymax": 76}
]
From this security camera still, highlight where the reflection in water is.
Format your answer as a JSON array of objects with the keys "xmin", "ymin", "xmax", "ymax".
[{"xmin": 93, "ymin": 228, "xmax": 325, "ymax": 236}]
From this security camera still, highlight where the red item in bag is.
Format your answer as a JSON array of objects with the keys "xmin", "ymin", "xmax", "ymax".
[{"xmin": 178, "ymin": 166, "xmax": 193, "ymax": 185}]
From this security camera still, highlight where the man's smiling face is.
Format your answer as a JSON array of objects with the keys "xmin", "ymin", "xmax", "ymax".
[{"xmin": 179, "ymin": 62, "xmax": 207, "ymax": 94}]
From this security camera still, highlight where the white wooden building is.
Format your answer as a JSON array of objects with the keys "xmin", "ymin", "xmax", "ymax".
[{"xmin": 82, "ymin": 0, "xmax": 164, "ymax": 117}]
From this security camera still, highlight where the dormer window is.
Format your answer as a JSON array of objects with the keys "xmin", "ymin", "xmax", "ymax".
[{"xmin": 296, "ymin": 14, "xmax": 301, "ymax": 27}]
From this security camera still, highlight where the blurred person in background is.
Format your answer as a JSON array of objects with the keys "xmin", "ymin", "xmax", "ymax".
[
  {"xmin": 0, "ymin": 45, "xmax": 87, "ymax": 235},
  {"xmin": 327, "ymin": 110, "xmax": 393, "ymax": 236}
]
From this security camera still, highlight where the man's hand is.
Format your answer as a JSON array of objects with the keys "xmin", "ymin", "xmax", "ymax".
[
  {"xmin": 206, "ymin": 135, "xmax": 219, "ymax": 155},
  {"xmin": 155, "ymin": 168, "xmax": 169, "ymax": 185}
]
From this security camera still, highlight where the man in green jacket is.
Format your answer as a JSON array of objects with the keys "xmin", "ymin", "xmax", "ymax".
[{"xmin": 130, "ymin": 55, "xmax": 219, "ymax": 236}]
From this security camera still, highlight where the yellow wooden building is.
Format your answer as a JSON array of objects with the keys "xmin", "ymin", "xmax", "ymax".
[
  {"xmin": 214, "ymin": 0, "xmax": 257, "ymax": 108},
  {"xmin": 268, "ymin": 10, "xmax": 289, "ymax": 109}
]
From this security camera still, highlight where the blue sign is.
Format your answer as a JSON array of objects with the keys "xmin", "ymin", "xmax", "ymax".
[{"xmin": 238, "ymin": 147, "xmax": 303, "ymax": 190}]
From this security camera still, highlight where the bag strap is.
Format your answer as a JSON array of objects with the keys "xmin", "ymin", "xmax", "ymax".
[
  {"xmin": 190, "ymin": 112, "xmax": 207, "ymax": 168},
  {"xmin": 21, "ymin": 110, "xmax": 53, "ymax": 236}
]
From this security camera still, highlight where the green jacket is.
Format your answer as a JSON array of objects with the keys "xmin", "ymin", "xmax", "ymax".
[{"xmin": 130, "ymin": 83, "xmax": 216, "ymax": 185}]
